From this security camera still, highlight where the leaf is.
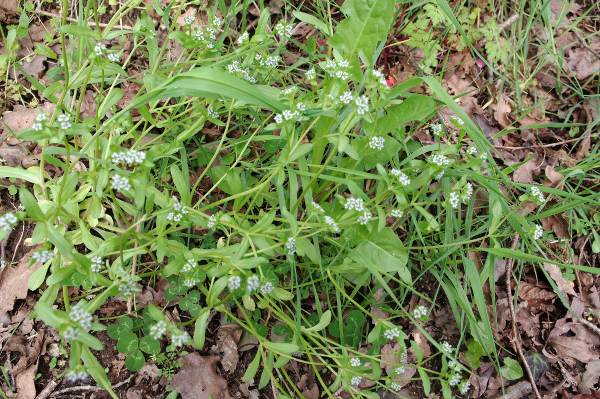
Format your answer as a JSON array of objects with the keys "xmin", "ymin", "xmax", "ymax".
[
  {"xmin": 500, "ymin": 357, "xmax": 523, "ymax": 380},
  {"xmin": 117, "ymin": 332, "xmax": 139, "ymax": 354},
  {"xmin": 264, "ymin": 341, "xmax": 299, "ymax": 355},
  {"xmin": 171, "ymin": 354, "xmax": 232, "ymax": 399},
  {"xmin": 125, "ymin": 350, "xmax": 145, "ymax": 372},
  {"xmin": 293, "ymin": 11, "xmax": 331, "ymax": 35},
  {"xmin": 139, "ymin": 336, "xmax": 161, "ymax": 355},
  {"xmin": 301, "ymin": 310, "xmax": 332, "ymax": 333},
  {"xmin": 193, "ymin": 309, "xmax": 211, "ymax": 349},
  {"xmin": 1, "ymin": 250, "xmax": 41, "ymax": 314},
  {"xmin": 19, "ymin": 188, "xmax": 44, "ymax": 221},
  {"xmin": 383, "ymin": 95, "xmax": 436, "ymax": 126},
  {"xmin": 0, "ymin": 166, "xmax": 42, "ymax": 185},
  {"xmin": 81, "ymin": 347, "xmax": 118, "ymax": 399},
  {"xmin": 330, "ymin": 0, "xmax": 395, "ymax": 69},
  {"xmin": 543, "ymin": 263, "xmax": 576, "ymax": 296}
]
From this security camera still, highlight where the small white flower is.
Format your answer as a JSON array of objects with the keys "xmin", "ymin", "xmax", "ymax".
[
  {"xmin": 166, "ymin": 196, "xmax": 187, "ymax": 222},
  {"xmin": 324, "ymin": 216, "xmax": 340, "ymax": 233},
  {"xmin": 296, "ymin": 103, "xmax": 306, "ymax": 112},
  {"xmin": 390, "ymin": 382, "xmax": 401, "ymax": 391},
  {"xmin": 305, "ymin": 67, "xmax": 316, "ymax": 81},
  {"xmin": 274, "ymin": 114, "xmax": 283, "ymax": 124},
  {"xmin": 372, "ymin": 69, "xmax": 387, "ymax": 86},
  {"xmin": 448, "ymin": 360, "xmax": 461, "ymax": 371},
  {"xmin": 350, "ymin": 357, "xmax": 361, "ymax": 367},
  {"xmin": 355, "ymin": 95, "xmax": 369, "ymax": 116},
  {"xmin": 390, "ymin": 169, "xmax": 410, "ymax": 186},
  {"xmin": 32, "ymin": 122, "xmax": 42, "ymax": 130},
  {"xmin": 117, "ymin": 273, "xmax": 140, "ymax": 297},
  {"xmin": 450, "ymin": 115, "xmax": 464, "ymax": 126},
  {"xmin": 0, "ymin": 213, "xmax": 17, "ymax": 232},
  {"xmin": 91, "ymin": 256, "xmax": 102, "ymax": 273},
  {"xmin": 462, "ymin": 183, "xmax": 473, "ymax": 203},
  {"xmin": 533, "ymin": 224, "xmax": 544, "ymax": 240},
  {"xmin": 466, "ymin": 146, "xmax": 478, "ymax": 156},
  {"xmin": 107, "ymin": 53, "xmax": 120, "ymax": 63},
  {"xmin": 431, "ymin": 154, "xmax": 452, "ymax": 167},
  {"xmin": 32, "ymin": 250, "xmax": 53, "ymax": 264},
  {"xmin": 111, "ymin": 175, "xmax": 131, "ymax": 192},
  {"xmin": 63, "ymin": 326, "xmax": 79, "ymax": 341},
  {"xmin": 274, "ymin": 21, "xmax": 294, "ymax": 39},
  {"xmin": 431, "ymin": 123, "xmax": 443, "ymax": 136},
  {"xmin": 383, "ymin": 327, "xmax": 400, "ymax": 341},
  {"xmin": 350, "ymin": 376, "xmax": 362, "ymax": 386},
  {"xmin": 391, "ymin": 209, "xmax": 403, "ymax": 218},
  {"xmin": 207, "ymin": 214, "xmax": 217, "ymax": 229},
  {"xmin": 311, "ymin": 201, "xmax": 324, "ymax": 213},
  {"xmin": 183, "ymin": 15, "xmax": 195, "ymax": 25},
  {"xmin": 530, "ymin": 186, "xmax": 546, "ymax": 203},
  {"xmin": 171, "ymin": 331, "xmax": 190, "ymax": 347},
  {"xmin": 194, "ymin": 30, "xmax": 205, "ymax": 41},
  {"xmin": 449, "ymin": 192, "xmax": 460, "ymax": 209},
  {"xmin": 247, "ymin": 275, "xmax": 260, "ymax": 292},
  {"xmin": 323, "ymin": 58, "xmax": 350, "ymax": 80},
  {"xmin": 150, "ymin": 321, "xmax": 167, "ymax": 340},
  {"xmin": 236, "ymin": 31, "xmax": 249, "ymax": 45},
  {"xmin": 111, "ymin": 149, "xmax": 146, "ymax": 166},
  {"xmin": 69, "ymin": 302, "xmax": 92, "ymax": 331},
  {"xmin": 212, "ymin": 16, "xmax": 223, "ymax": 29},
  {"xmin": 183, "ymin": 278, "xmax": 196, "ymax": 288},
  {"xmin": 285, "ymin": 237, "xmax": 296, "ymax": 255},
  {"xmin": 441, "ymin": 341, "xmax": 453, "ymax": 354},
  {"xmin": 65, "ymin": 370, "xmax": 88, "ymax": 383},
  {"xmin": 449, "ymin": 373, "xmax": 461, "ymax": 387},
  {"xmin": 282, "ymin": 109, "xmax": 299, "ymax": 121},
  {"xmin": 260, "ymin": 281, "xmax": 274, "ymax": 295},
  {"xmin": 368, "ymin": 136, "xmax": 385, "ymax": 150},
  {"xmin": 57, "ymin": 113, "xmax": 71, "ymax": 129},
  {"xmin": 395, "ymin": 365, "xmax": 406, "ymax": 375},
  {"xmin": 339, "ymin": 91, "xmax": 354, "ymax": 104},
  {"xmin": 94, "ymin": 43, "xmax": 106, "ymax": 56},
  {"xmin": 357, "ymin": 211, "xmax": 372, "ymax": 225},
  {"xmin": 228, "ymin": 276, "xmax": 241, "ymax": 290},
  {"xmin": 206, "ymin": 105, "xmax": 219, "ymax": 118},
  {"xmin": 182, "ymin": 258, "xmax": 196, "ymax": 273},
  {"xmin": 413, "ymin": 305, "xmax": 428, "ymax": 319},
  {"xmin": 344, "ymin": 197, "xmax": 364, "ymax": 212},
  {"xmin": 459, "ymin": 381, "xmax": 470, "ymax": 395}
]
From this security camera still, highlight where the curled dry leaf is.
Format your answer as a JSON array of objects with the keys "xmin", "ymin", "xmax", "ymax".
[
  {"xmin": 215, "ymin": 323, "xmax": 242, "ymax": 373},
  {"xmin": 545, "ymin": 165, "xmax": 564, "ymax": 187},
  {"xmin": 0, "ymin": 250, "xmax": 41, "ymax": 315},
  {"xmin": 171, "ymin": 353, "xmax": 232, "ymax": 399},
  {"xmin": 567, "ymin": 48, "xmax": 600, "ymax": 80},
  {"xmin": 541, "ymin": 215, "xmax": 570, "ymax": 239},
  {"xmin": 548, "ymin": 318, "xmax": 600, "ymax": 364},
  {"xmin": 493, "ymin": 94, "xmax": 512, "ymax": 128},
  {"xmin": 0, "ymin": 103, "xmax": 55, "ymax": 133},
  {"xmin": 543, "ymin": 263, "xmax": 576, "ymax": 296},
  {"xmin": 517, "ymin": 281, "xmax": 556, "ymax": 312},
  {"xmin": 512, "ymin": 157, "xmax": 540, "ymax": 184}
]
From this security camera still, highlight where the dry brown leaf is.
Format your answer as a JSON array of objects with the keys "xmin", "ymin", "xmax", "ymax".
[
  {"xmin": 517, "ymin": 281, "xmax": 555, "ymax": 312},
  {"xmin": 512, "ymin": 157, "xmax": 540, "ymax": 184},
  {"xmin": 214, "ymin": 323, "xmax": 242, "ymax": 373},
  {"xmin": 493, "ymin": 94, "xmax": 512, "ymax": 128},
  {"xmin": 0, "ymin": 103, "xmax": 55, "ymax": 133},
  {"xmin": 544, "ymin": 165, "xmax": 564, "ymax": 187},
  {"xmin": 21, "ymin": 55, "xmax": 46, "ymax": 78},
  {"xmin": 238, "ymin": 382, "xmax": 259, "ymax": 399},
  {"xmin": 543, "ymin": 263, "xmax": 576, "ymax": 296},
  {"xmin": 541, "ymin": 215, "xmax": 570, "ymax": 239},
  {"xmin": 301, "ymin": 384, "xmax": 319, "ymax": 399},
  {"xmin": 576, "ymin": 133, "xmax": 591, "ymax": 160},
  {"xmin": 0, "ymin": 250, "xmax": 41, "ymax": 315},
  {"xmin": 0, "ymin": 144, "xmax": 29, "ymax": 167},
  {"xmin": 15, "ymin": 363, "xmax": 36, "ymax": 399},
  {"xmin": 171, "ymin": 354, "xmax": 232, "ymax": 399},
  {"xmin": 581, "ymin": 360, "xmax": 600, "ymax": 394},
  {"xmin": 548, "ymin": 318, "xmax": 600, "ymax": 364},
  {"xmin": 567, "ymin": 48, "xmax": 600, "ymax": 80}
]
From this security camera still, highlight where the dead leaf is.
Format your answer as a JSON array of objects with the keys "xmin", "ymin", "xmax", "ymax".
[
  {"xmin": 171, "ymin": 354, "xmax": 232, "ymax": 399},
  {"xmin": 512, "ymin": 157, "xmax": 540, "ymax": 183},
  {"xmin": 544, "ymin": 165, "xmax": 564, "ymax": 187},
  {"xmin": 238, "ymin": 382, "xmax": 259, "ymax": 399},
  {"xmin": 581, "ymin": 360, "xmax": 600, "ymax": 394},
  {"xmin": 493, "ymin": 94, "xmax": 512, "ymax": 128},
  {"xmin": 541, "ymin": 215, "xmax": 570, "ymax": 239},
  {"xmin": 576, "ymin": 133, "xmax": 591, "ymax": 160},
  {"xmin": 302, "ymin": 384, "xmax": 319, "ymax": 399},
  {"xmin": 0, "ymin": 103, "xmax": 55, "ymax": 133},
  {"xmin": 567, "ymin": 48, "xmax": 600, "ymax": 80},
  {"xmin": 21, "ymin": 55, "xmax": 46, "ymax": 78},
  {"xmin": 517, "ymin": 281, "xmax": 555, "ymax": 312},
  {"xmin": 548, "ymin": 318, "xmax": 600, "ymax": 364},
  {"xmin": 543, "ymin": 263, "xmax": 576, "ymax": 296},
  {"xmin": 15, "ymin": 363, "xmax": 36, "ymax": 399},
  {"xmin": 0, "ymin": 250, "xmax": 41, "ymax": 314},
  {"xmin": 0, "ymin": 144, "xmax": 29, "ymax": 167},
  {"xmin": 214, "ymin": 324, "xmax": 242, "ymax": 373}
]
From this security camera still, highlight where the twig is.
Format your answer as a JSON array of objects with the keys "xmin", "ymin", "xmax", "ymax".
[
  {"xmin": 577, "ymin": 316, "xmax": 600, "ymax": 336},
  {"xmin": 49, "ymin": 375, "xmax": 132, "ymax": 397},
  {"xmin": 494, "ymin": 381, "xmax": 532, "ymax": 399},
  {"xmin": 505, "ymin": 235, "xmax": 542, "ymax": 399},
  {"xmin": 499, "ymin": 14, "xmax": 519, "ymax": 31},
  {"xmin": 35, "ymin": 380, "xmax": 59, "ymax": 399}
]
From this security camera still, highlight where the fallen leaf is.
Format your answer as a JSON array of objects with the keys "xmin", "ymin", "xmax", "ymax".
[
  {"xmin": 548, "ymin": 318, "xmax": 600, "ymax": 364},
  {"xmin": 576, "ymin": 133, "xmax": 591, "ymax": 160},
  {"xmin": 0, "ymin": 144, "xmax": 29, "ymax": 167},
  {"xmin": 567, "ymin": 48, "xmax": 600, "ymax": 80},
  {"xmin": 541, "ymin": 215, "xmax": 570, "ymax": 239},
  {"xmin": 517, "ymin": 281, "xmax": 555, "ymax": 312},
  {"xmin": 0, "ymin": 103, "xmax": 55, "ymax": 133},
  {"xmin": 581, "ymin": 360, "xmax": 600, "ymax": 394},
  {"xmin": 0, "ymin": 250, "xmax": 41, "ymax": 315},
  {"xmin": 171, "ymin": 354, "xmax": 232, "ymax": 399},
  {"xmin": 238, "ymin": 382, "xmax": 259, "ymax": 399},
  {"xmin": 544, "ymin": 165, "xmax": 564, "ymax": 187},
  {"xmin": 214, "ymin": 323, "xmax": 242, "ymax": 373},
  {"xmin": 493, "ymin": 94, "xmax": 512, "ymax": 128},
  {"xmin": 21, "ymin": 55, "xmax": 46, "ymax": 78},
  {"xmin": 15, "ymin": 363, "xmax": 36, "ymax": 399},
  {"xmin": 512, "ymin": 157, "xmax": 540, "ymax": 183},
  {"xmin": 543, "ymin": 263, "xmax": 576, "ymax": 296}
]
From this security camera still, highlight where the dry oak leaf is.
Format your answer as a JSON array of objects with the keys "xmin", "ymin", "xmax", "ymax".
[
  {"xmin": 567, "ymin": 48, "xmax": 600, "ymax": 80},
  {"xmin": 543, "ymin": 263, "xmax": 576, "ymax": 296},
  {"xmin": 493, "ymin": 94, "xmax": 512, "ymax": 128},
  {"xmin": 0, "ymin": 250, "xmax": 41, "ymax": 314},
  {"xmin": 512, "ymin": 157, "xmax": 540, "ymax": 184},
  {"xmin": 0, "ymin": 103, "xmax": 55, "ymax": 133},
  {"xmin": 214, "ymin": 323, "xmax": 242, "ymax": 374},
  {"xmin": 171, "ymin": 353, "xmax": 232, "ymax": 399},
  {"xmin": 581, "ymin": 360, "xmax": 600, "ymax": 394},
  {"xmin": 548, "ymin": 318, "xmax": 600, "ymax": 364},
  {"xmin": 517, "ymin": 281, "xmax": 555, "ymax": 312},
  {"xmin": 15, "ymin": 363, "xmax": 37, "ymax": 399},
  {"xmin": 545, "ymin": 165, "xmax": 564, "ymax": 187}
]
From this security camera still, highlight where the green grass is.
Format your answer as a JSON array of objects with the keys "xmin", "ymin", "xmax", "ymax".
[{"xmin": 1, "ymin": 0, "xmax": 599, "ymax": 398}]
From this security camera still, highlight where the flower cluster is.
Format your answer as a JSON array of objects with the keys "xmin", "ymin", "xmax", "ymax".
[
  {"xmin": 111, "ymin": 149, "xmax": 146, "ymax": 166},
  {"xmin": 305, "ymin": 67, "xmax": 316, "ymax": 81},
  {"xmin": 324, "ymin": 216, "xmax": 340, "ymax": 233},
  {"xmin": 344, "ymin": 197, "xmax": 365, "ymax": 212},
  {"xmin": 311, "ymin": 201, "xmax": 324, "ymax": 213},
  {"xmin": 350, "ymin": 376, "xmax": 362, "ymax": 386},
  {"xmin": 32, "ymin": 250, "xmax": 53, "ymax": 264},
  {"xmin": 462, "ymin": 183, "xmax": 473, "ymax": 203},
  {"xmin": 181, "ymin": 258, "xmax": 196, "ymax": 273},
  {"xmin": 356, "ymin": 211, "xmax": 372, "ymax": 225},
  {"xmin": 391, "ymin": 209, "xmax": 403, "ymax": 218},
  {"xmin": 166, "ymin": 196, "xmax": 188, "ymax": 222},
  {"xmin": 413, "ymin": 305, "xmax": 428, "ymax": 319},
  {"xmin": 32, "ymin": 112, "xmax": 47, "ymax": 131},
  {"xmin": 65, "ymin": 369, "xmax": 89, "ymax": 383},
  {"xmin": 285, "ymin": 237, "xmax": 296, "ymax": 255},
  {"xmin": 69, "ymin": 302, "xmax": 92, "ymax": 331},
  {"xmin": 449, "ymin": 191, "xmax": 460, "ymax": 209},
  {"xmin": 430, "ymin": 153, "xmax": 452, "ymax": 167},
  {"xmin": 322, "ymin": 58, "xmax": 350, "ymax": 80},
  {"xmin": 150, "ymin": 320, "xmax": 167, "ymax": 340},
  {"xmin": 533, "ymin": 224, "xmax": 544, "ymax": 240},
  {"xmin": 91, "ymin": 256, "xmax": 102, "ymax": 273},
  {"xmin": 94, "ymin": 43, "xmax": 107, "ymax": 56},
  {"xmin": 227, "ymin": 60, "xmax": 256, "ymax": 83},
  {"xmin": 0, "ymin": 213, "xmax": 17, "ymax": 232},
  {"xmin": 255, "ymin": 54, "xmax": 280, "ymax": 68},
  {"xmin": 236, "ymin": 31, "xmax": 249, "ymax": 45},
  {"xmin": 228, "ymin": 275, "xmax": 241, "ymax": 290},
  {"xmin": 383, "ymin": 327, "xmax": 401, "ymax": 341},
  {"xmin": 117, "ymin": 271, "xmax": 139, "ymax": 297},
  {"xmin": 57, "ymin": 114, "xmax": 71, "ymax": 129},
  {"xmin": 194, "ymin": 16, "xmax": 224, "ymax": 49},
  {"xmin": 260, "ymin": 281, "xmax": 274, "ymax": 294},
  {"xmin": 247, "ymin": 275, "xmax": 260, "ymax": 292},
  {"xmin": 372, "ymin": 69, "xmax": 387, "ymax": 87},
  {"xmin": 350, "ymin": 357, "xmax": 361, "ymax": 367},
  {"xmin": 430, "ymin": 123, "xmax": 443, "ymax": 136},
  {"xmin": 207, "ymin": 106, "xmax": 219, "ymax": 119},
  {"xmin": 390, "ymin": 169, "xmax": 410, "ymax": 186},
  {"xmin": 368, "ymin": 136, "xmax": 385, "ymax": 150},
  {"xmin": 274, "ymin": 104, "xmax": 305, "ymax": 125},
  {"xmin": 355, "ymin": 95, "xmax": 369, "ymax": 115},
  {"xmin": 111, "ymin": 175, "xmax": 131, "ymax": 192},
  {"xmin": 183, "ymin": 14, "xmax": 195, "ymax": 25},
  {"xmin": 107, "ymin": 53, "xmax": 120, "ymax": 63},
  {"xmin": 441, "ymin": 341, "xmax": 453, "ymax": 354},
  {"xmin": 274, "ymin": 21, "xmax": 294, "ymax": 39},
  {"xmin": 171, "ymin": 331, "xmax": 190, "ymax": 347},
  {"xmin": 530, "ymin": 186, "xmax": 546, "ymax": 203},
  {"xmin": 207, "ymin": 214, "xmax": 217, "ymax": 229},
  {"xmin": 466, "ymin": 145, "xmax": 478, "ymax": 156},
  {"xmin": 340, "ymin": 91, "xmax": 353, "ymax": 104}
]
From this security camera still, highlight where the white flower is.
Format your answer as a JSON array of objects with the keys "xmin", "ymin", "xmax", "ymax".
[
  {"xmin": 212, "ymin": 16, "xmax": 223, "ymax": 29},
  {"xmin": 0, "ymin": 213, "xmax": 17, "ymax": 232},
  {"xmin": 183, "ymin": 278, "xmax": 196, "ymax": 288},
  {"xmin": 183, "ymin": 14, "xmax": 195, "ymax": 25},
  {"xmin": 459, "ymin": 381, "xmax": 470, "ymax": 395},
  {"xmin": 449, "ymin": 373, "xmax": 461, "ymax": 387},
  {"xmin": 531, "ymin": 186, "xmax": 546, "ymax": 203},
  {"xmin": 448, "ymin": 360, "xmax": 461, "ymax": 371},
  {"xmin": 372, "ymin": 69, "xmax": 387, "ymax": 86},
  {"xmin": 260, "ymin": 281, "xmax": 274, "ymax": 295},
  {"xmin": 324, "ymin": 216, "xmax": 340, "ymax": 233},
  {"xmin": 368, "ymin": 136, "xmax": 385, "ymax": 150},
  {"xmin": 357, "ymin": 211, "xmax": 372, "ymax": 225},
  {"xmin": 247, "ymin": 275, "xmax": 260, "ymax": 292},
  {"xmin": 339, "ymin": 91, "xmax": 353, "ymax": 104},
  {"xmin": 462, "ymin": 183, "xmax": 473, "ymax": 203},
  {"xmin": 350, "ymin": 357, "xmax": 361, "ymax": 367},
  {"xmin": 350, "ymin": 376, "xmax": 362, "ymax": 386},
  {"xmin": 450, "ymin": 115, "xmax": 464, "ymax": 126},
  {"xmin": 449, "ymin": 191, "xmax": 460, "ymax": 209},
  {"xmin": 69, "ymin": 302, "xmax": 92, "ymax": 331},
  {"xmin": 296, "ymin": 103, "xmax": 306, "ymax": 112},
  {"xmin": 111, "ymin": 175, "xmax": 131, "ymax": 192},
  {"xmin": 94, "ymin": 43, "xmax": 106, "ymax": 56},
  {"xmin": 207, "ymin": 106, "xmax": 219, "ymax": 118},
  {"xmin": 107, "ymin": 53, "xmax": 120, "ymax": 63},
  {"xmin": 383, "ymin": 327, "xmax": 400, "ymax": 341},
  {"xmin": 111, "ymin": 149, "xmax": 146, "ymax": 166},
  {"xmin": 166, "ymin": 196, "xmax": 188, "ymax": 222},
  {"xmin": 63, "ymin": 326, "xmax": 79, "ymax": 340},
  {"xmin": 395, "ymin": 365, "xmax": 406, "ymax": 375},
  {"xmin": 390, "ymin": 169, "xmax": 410, "ymax": 186},
  {"xmin": 171, "ymin": 331, "xmax": 190, "ymax": 347},
  {"xmin": 194, "ymin": 30, "xmax": 205, "ymax": 41},
  {"xmin": 391, "ymin": 209, "xmax": 403, "ymax": 218},
  {"xmin": 256, "ymin": 54, "xmax": 280, "ymax": 68},
  {"xmin": 236, "ymin": 31, "xmax": 249, "ymax": 45},
  {"xmin": 91, "ymin": 256, "xmax": 102, "ymax": 273},
  {"xmin": 355, "ymin": 95, "xmax": 369, "ymax": 115},
  {"xmin": 322, "ymin": 58, "xmax": 350, "ymax": 80},
  {"xmin": 431, "ymin": 154, "xmax": 451, "ymax": 167},
  {"xmin": 311, "ymin": 201, "xmax": 324, "ymax": 213},
  {"xmin": 305, "ymin": 67, "xmax": 316, "ymax": 81},
  {"xmin": 413, "ymin": 305, "xmax": 428, "ymax": 319},
  {"xmin": 344, "ymin": 197, "xmax": 365, "ymax": 212},
  {"xmin": 150, "ymin": 321, "xmax": 167, "ymax": 340},
  {"xmin": 32, "ymin": 122, "xmax": 42, "ymax": 130},
  {"xmin": 285, "ymin": 237, "xmax": 296, "ymax": 255},
  {"xmin": 57, "ymin": 113, "xmax": 71, "ymax": 129},
  {"xmin": 533, "ymin": 224, "xmax": 544, "ymax": 240},
  {"xmin": 117, "ymin": 272, "xmax": 139, "ymax": 297},
  {"xmin": 466, "ymin": 146, "xmax": 478, "ymax": 155},
  {"xmin": 228, "ymin": 276, "xmax": 241, "ymax": 290},
  {"xmin": 282, "ymin": 109, "xmax": 299, "ymax": 121},
  {"xmin": 274, "ymin": 114, "xmax": 283, "ymax": 124},
  {"xmin": 65, "ymin": 370, "xmax": 88, "ymax": 383},
  {"xmin": 390, "ymin": 382, "xmax": 401, "ymax": 391},
  {"xmin": 182, "ymin": 258, "xmax": 196, "ymax": 273},
  {"xmin": 36, "ymin": 112, "xmax": 48, "ymax": 122},
  {"xmin": 431, "ymin": 123, "xmax": 443, "ymax": 136},
  {"xmin": 32, "ymin": 250, "xmax": 53, "ymax": 264},
  {"xmin": 275, "ymin": 21, "xmax": 294, "ymax": 39},
  {"xmin": 441, "ymin": 341, "xmax": 453, "ymax": 354},
  {"xmin": 207, "ymin": 214, "xmax": 217, "ymax": 229}
]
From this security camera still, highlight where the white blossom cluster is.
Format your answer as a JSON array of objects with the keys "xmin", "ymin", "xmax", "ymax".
[
  {"xmin": 111, "ymin": 175, "xmax": 131, "ymax": 192},
  {"xmin": 344, "ymin": 197, "xmax": 365, "ymax": 212},
  {"xmin": 69, "ymin": 302, "xmax": 92, "ymax": 331},
  {"xmin": 183, "ymin": 278, "xmax": 197, "ymax": 288},
  {"xmin": 32, "ymin": 250, "xmax": 53, "ymax": 264},
  {"xmin": 350, "ymin": 357, "xmax": 361, "ymax": 367},
  {"xmin": 274, "ymin": 103, "xmax": 305, "ymax": 125},
  {"xmin": 356, "ymin": 211, "xmax": 372, "ymax": 225},
  {"xmin": 430, "ymin": 123, "xmax": 443, "ymax": 136},
  {"xmin": 207, "ymin": 214, "xmax": 217, "ymax": 229},
  {"xmin": 449, "ymin": 191, "xmax": 460, "ymax": 209},
  {"xmin": 441, "ymin": 341, "xmax": 453, "ymax": 354},
  {"xmin": 274, "ymin": 21, "xmax": 294, "ymax": 39},
  {"xmin": 91, "ymin": 256, "xmax": 102, "ymax": 273},
  {"xmin": 181, "ymin": 258, "xmax": 196, "ymax": 273},
  {"xmin": 247, "ymin": 275, "xmax": 260, "ymax": 292},
  {"xmin": 236, "ymin": 31, "xmax": 249, "ymax": 45},
  {"xmin": 372, "ymin": 69, "xmax": 387, "ymax": 86},
  {"xmin": 285, "ymin": 237, "xmax": 296, "ymax": 255},
  {"xmin": 390, "ymin": 169, "xmax": 410, "ymax": 186},
  {"xmin": 117, "ymin": 272, "xmax": 139, "ymax": 297},
  {"xmin": 107, "ymin": 53, "xmax": 120, "ymax": 63},
  {"xmin": 413, "ymin": 305, "xmax": 428, "ymax": 319},
  {"xmin": 324, "ymin": 216, "xmax": 340, "ymax": 233},
  {"xmin": 0, "ymin": 213, "xmax": 17, "ymax": 232},
  {"xmin": 227, "ymin": 60, "xmax": 256, "ymax": 83},
  {"xmin": 171, "ymin": 331, "xmax": 190, "ymax": 347},
  {"xmin": 228, "ymin": 275, "xmax": 241, "ymax": 290},
  {"xmin": 207, "ymin": 106, "xmax": 219, "ymax": 118},
  {"xmin": 449, "ymin": 373, "xmax": 461, "ymax": 387},
  {"xmin": 355, "ymin": 95, "xmax": 369, "ymax": 115},
  {"xmin": 166, "ymin": 196, "xmax": 188, "ymax": 222},
  {"xmin": 322, "ymin": 58, "xmax": 350, "ymax": 80},
  {"xmin": 450, "ymin": 115, "xmax": 464, "ymax": 126},
  {"xmin": 63, "ymin": 326, "xmax": 79, "ymax": 341},
  {"xmin": 305, "ymin": 67, "xmax": 316, "ymax": 81},
  {"xmin": 57, "ymin": 114, "xmax": 71, "ymax": 129},
  {"xmin": 533, "ymin": 224, "xmax": 544, "ymax": 240},
  {"xmin": 194, "ymin": 16, "xmax": 224, "ymax": 49},
  {"xmin": 111, "ymin": 149, "xmax": 146, "ymax": 166},
  {"xmin": 65, "ymin": 370, "xmax": 88, "ymax": 383},
  {"xmin": 368, "ymin": 136, "xmax": 385, "ymax": 150},
  {"xmin": 94, "ymin": 43, "xmax": 107, "ymax": 56},
  {"xmin": 255, "ymin": 54, "xmax": 280, "ymax": 68},
  {"xmin": 430, "ymin": 153, "xmax": 452, "ymax": 167},
  {"xmin": 462, "ymin": 183, "xmax": 473, "ymax": 203},
  {"xmin": 459, "ymin": 381, "xmax": 470, "ymax": 395},
  {"xmin": 184, "ymin": 15, "xmax": 195, "ymax": 25},
  {"xmin": 390, "ymin": 382, "xmax": 401, "ymax": 391},
  {"xmin": 339, "ymin": 91, "xmax": 353, "ymax": 104},
  {"xmin": 260, "ymin": 281, "xmax": 274, "ymax": 294},
  {"xmin": 530, "ymin": 186, "xmax": 546, "ymax": 203},
  {"xmin": 466, "ymin": 145, "xmax": 478, "ymax": 156},
  {"xmin": 32, "ymin": 112, "xmax": 47, "ymax": 131},
  {"xmin": 391, "ymin": 209, "xmax": 403, "ymax": 218},
  {"xmin": 350, "ymin": 376, "xmax": 362, "ymax": 386},
  {"xmin": 383, "ymin": 327, "xmax": 401, "ymax": 341},
  {"xmin": 311, "ymin": 201, "xmax": 324, "ymax": 213}
]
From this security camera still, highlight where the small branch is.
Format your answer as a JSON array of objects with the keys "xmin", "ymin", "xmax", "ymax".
[
  {"xmin": 505, "ymin": 235, "xmax": 542, "ymax": 399},
  {"xmin": 35, "ymin": 380, "xmax": 59, "ymax": 399},
  {"xmin": 500, "ymin": 14, "xmax": 519, "ymax": 31}
]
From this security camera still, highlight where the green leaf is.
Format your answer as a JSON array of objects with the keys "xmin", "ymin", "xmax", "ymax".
[
  {"xmin": 301, "ymin": 310, "xmax": 332, "ymax": 333},
  {"xmin": 34, "ymin": 301, "xmax": 68, "ymax": 328},
  {"xmin": 383, "ymin": 95, "xmax": 436, "ymax": 126},
  {"xmin": 19, "ymin": 188, "xmax": 44, "ymax": 221},
  {"xmin": 500, "ymin": 357, "xmax": 523, "ymax": 380},
  {"xmin": 293, "ymin": 11, "xmax": 331, "ymax": 35},
  {"xmin": 28, "ymin": 261, "xmax": 51, "ymax": 290},
  {"xmin": 242, "ymin": 350, "xmax": 262, "ymax": 382},
  {"xmin": 0, "ymin": 166, "xmax": 41, "ymax": 185},
  {"xmin": 330, "ymin": 0, "xmax": 395, "ymax": 69},
  {"xmin": 125, "ymin": 350, "xmax": 145, "ymax": 371},
  {"xmin": 117, "ymin": 332, "xmax": 139, "ymax": 354},
  {"xmin": 45, "ymin": 223, "xmax": 74, "ymax": 260},
  {"xmin": 263, "ymin": 341, "xmax": 299, "ymax": 355},
  {"xmin": 193, "ymin": 309, "xmax": 210, "ymax": 349},
  {"xmin": 81, "ymin": 347, "xmax": 118, "ymax": 399},
  {"xmin": 76, "ymin": 330, "xmax": 104, "ymax": 351},
  {"xmin": 139, "ymin": 336, "xmax": 161, "ymax": 355}
]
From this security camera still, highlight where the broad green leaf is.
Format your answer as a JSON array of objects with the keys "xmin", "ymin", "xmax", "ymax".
[
  {"xmin": 19, "ymin": 188, "xmax": 44, "ymax": 221},
  {"xmin": 125, "ymin": 350, "xmax": 145, "ymax": 371},
  {"xmin": 117, "ymin": 332, "xmax": 139, "ymax": 353},
  {"xmin": 28, "ymin": 261, "xmax": 51, "ymax": 290},
  {"xmin": 301, "ymin": 310, "xmax": 332, "ymax": 333},
  {"xmin": 264, "ymin": 341, "xmax": 299, "ymax": 355},
  {"xmin": 139, "ymin": 336, "xmax": 160, "ymax": 355},
  {"xmin": 0, "ymin": 166, "xmax": 42, "ymax": 185},
  {"xmin": 383, "ymin": 95, "xmax": 436, "ymax": 126},
  {"xmin": 293, "ymin": 11, "xmax": 331, "ymax": 35},
  {"xmin": 193, "ymin": 309, "xmax": 210, "ymax": 349},
  {"xmin": 500, "ymin": 357, "xmax": 523, "ymax": 380},
  {"xmin": 82, "ymin": 347, "xmax": 118, "ymax": 399},
  {"xmin": 242, "ymin": 350, "xmax": 262, "ymax": 382}
]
